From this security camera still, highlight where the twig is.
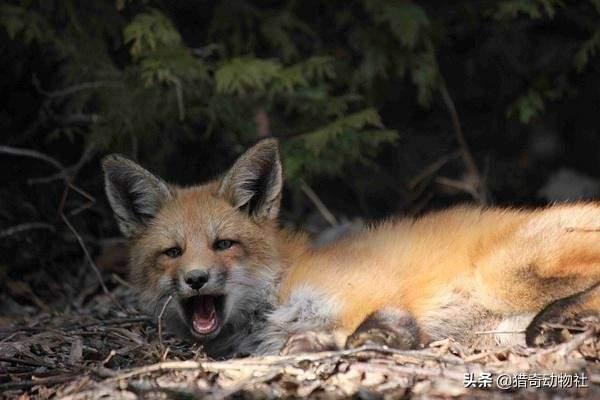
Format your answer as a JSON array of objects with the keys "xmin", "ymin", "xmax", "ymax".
[
  {"xmin": 439, "ymin": 84, "xmax": 488, "ymax": 204},
  {"xmin": 300, "ymin": 180, "xmax": 338, "ymax": 226},
  {"xmin": 463, "ymin": 350, "xmax": 499, "ymax": 363},
  {"xmin": 341, "ymin": 361, "xmax": 468, "ymax": 382},
  {"xmin": 273, "ymin": 344, "xmax": 463, "ymax": 365},
  {"xmin": 435, "ymin": 176, "xmax": 480, "ymax": 200},
  {"xmin": 64, "ymin": 316, "xmax": 151, "ymax": 330},
  {"xmin": 0, "ymin": 332, "xmax": 20, "ymax": 343},
  {"xmin": 101, "ymin": 350, "xmax": 117, "ymax": 366},
  {"xmin": 29, "ymin": 143, "xmax": 96, "ymax": 185},
  {"xmin": 474, "ymin": 329, "xmax": 525, "ymax": 335},
  {"xmin": 126, "ymin": 380, "xmax": 198, "ymax": 398},
  {"xmin": 53, "ymin": 113, "xmax": 102, "ymax": 125},
  {"xmin": 0, "ymin": 374, "xmax": 77, "ymax": 391},
  {"xmin": 171, "ymin": 77, "xmax": 185, "ymax": 121},
  {"xmin": 408, "ymin": 151, "xmax": 461, "ymax": 190},
  {"xmin": 554, "ymin": 328, "xmax": 595, "ymax": 356},
  {"xmin": 157, "ymin": 295, "xmax": 173, "ymax": 348},
  {"xmin": 61, "ymin": 213, "xmax": 125, "ymax": 313},
  {"xmin": 0, "ymin": 144, "xmax": 97, "ymax": 218},
  {"xmin": 160, "ymin": 347, "xmax": 170, "ymax": 363},
  {"xmin": 0, "ymin": 316, "xmax": 151, "ymax": 337},
  {"xmin": 216, "ymin": 370, "xmax": 283, "ymax": 399},
  {"xmin": 0, "ymin": 222, "xmax": 55, "ymax": 238},
  {"xmin": 0, "ymin": 356, "xmax": 54, "ymax": 368},
  {"xmin": 111, "ymin": 273, "xmax": 134, "ymax": 289},
  {"xmin": 408, "ymin": 191, "xmax": 434, "ymax": 216},
  {"xmin": 106, "ymin": 360, "xmax": 201, "ymax": 382},
  {"xmin": 0, "ymin": 145, "xmax": 64, "ymax": 171},
  {"xmin": 0, "ymin": 146, "xmax": 110, "ymax": 315},
  {"xmin": 106, "ymin": 354, "xmax": 470, "ymax": 394},
  {"xmin": 32, "ymin": 76, "xmax": 121, "ymax": 98},
  {"xmin": 107, "ymin": 344, "xmax": 465, "ymax": 383},
  {"xmin": 65, "ymin": 182, "xmax": 96, "ymax": 216},
  {"xmin": 565, "ymin": 227, "xmax": 600, "ymax": 233}
]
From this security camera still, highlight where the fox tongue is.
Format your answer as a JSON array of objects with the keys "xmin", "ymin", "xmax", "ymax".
[{"xmin": 191, "ymin": 296, "xmax": 217, "ymax": 334}]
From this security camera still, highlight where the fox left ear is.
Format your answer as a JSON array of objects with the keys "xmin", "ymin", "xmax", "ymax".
[
  {"xmin": 102, "ymin": 154, "xmax": 173, "ymax": 237},
  {"xmin": 218, "ymin": 138, "xmax": 283, "ymax": 220}
]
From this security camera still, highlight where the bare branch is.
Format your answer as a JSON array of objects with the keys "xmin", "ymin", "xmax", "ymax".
[
  {"xmin": 439, "ymin": 84, "xmax": 489, "ymax": 204},
  {"xmin": 0, "ymin": 222, "xmax": 55, "ymax": 239},
  {"xmin": 408, "ymin": 150, "xmax": 461, "ymax": 190},
  {"xmin": 0, "ymin": 145, "xmax": 65, "ymax": 171},
  {"xmin": 53, "ymin": 113, "xmax": 102, "ymax": 125},
  {"xmin": 171, "ymin": 78, "xmax": 185, "ymax": 121},
  {"xmin": 435, "ymin": 176, "xmax": 480, "ymax": 200},
  {"xmin": 32, "ymin": 75, "xmax": 121, "ymax": 98},
  {"xmin": 157, "ymin": 295, "xmax": 173, "ymax": 349},
  {"xmin": 61, "ymin": 213, "xmax": 125, "ymax": 312},
  {"xmin": 300, "ymin": 180, "xmax": 338, "ymax": 226},
  {"xmin": 0, "ymin": 143, "xmax": 96, "ymax": 186},
  {"xmin": 29, "ymin": 143, "xmax": 97, "ymax": 185}
]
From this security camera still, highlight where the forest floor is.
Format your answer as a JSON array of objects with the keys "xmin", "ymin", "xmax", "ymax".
[{"xmin": 0, "ymin": 279, "xmax": 599, "ymax": 399}]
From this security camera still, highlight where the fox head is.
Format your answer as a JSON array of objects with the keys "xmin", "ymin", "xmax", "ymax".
[{"xmin": 102, "ymin": 139, "xmax": 283, "ymax": 352}]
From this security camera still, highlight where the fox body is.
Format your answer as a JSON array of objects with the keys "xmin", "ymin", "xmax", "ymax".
[{"xmin": 103, "ymin": 139, "xmax": 600, "ymax": 358}]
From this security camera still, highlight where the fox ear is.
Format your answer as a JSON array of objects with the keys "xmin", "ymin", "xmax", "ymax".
[
  {"xmin": 102, "ymin": 155, "xmax": 173, "ymax": 237},
  {"xmin": 218, "ymin": 138, "xmax": 283, "ymax": 220}
]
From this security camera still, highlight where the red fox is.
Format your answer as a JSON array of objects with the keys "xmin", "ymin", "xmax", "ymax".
[{"xmin": 102, "ymin": 139, "xmax": 600, "ymax": 358}]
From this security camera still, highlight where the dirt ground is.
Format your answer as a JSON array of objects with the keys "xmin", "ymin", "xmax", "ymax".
[{"xmin": 0, "ymin": 278, "xmax": 598, "ymax": 399}]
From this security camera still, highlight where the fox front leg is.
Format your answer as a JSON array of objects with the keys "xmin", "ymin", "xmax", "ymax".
[
  {"xmin": 281, "ymin": 330, "xmax": 346, "ymax": 355},
  {"xmin": 281, "ymin": 308, "xmax": 421, "ymax": 354},
  {"xmin": 345, "ymin": 308, "xmax": 420, "ymax": 350}
]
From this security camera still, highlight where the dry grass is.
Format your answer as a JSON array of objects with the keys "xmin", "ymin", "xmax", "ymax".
[{"xmin": 0, "ymin": 285, "xmax": 598, "ymax": 399}]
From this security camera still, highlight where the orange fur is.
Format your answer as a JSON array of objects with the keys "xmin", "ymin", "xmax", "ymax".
[
  {"xmin": 104, "ymin": 140, "xmax": 600, "ymax": 354},
  {"xmin": 279, "ymin": 205, "xmax": 600, "ymax": 337}
]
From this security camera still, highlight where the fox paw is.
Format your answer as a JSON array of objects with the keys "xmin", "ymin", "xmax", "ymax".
[
  {"xmin": 345, "ymin": 326, "xmax": 416, "ymax": 349},
  {"xmin": 345, "ymin": 308, "xmax": 419, "ymax": 350},
  {"xmin": 281, "ymin": 331, "xmax": 341, "ymax": 355}
]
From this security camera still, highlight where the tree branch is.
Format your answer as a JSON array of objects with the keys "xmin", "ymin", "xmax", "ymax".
[
  {"xmin": 32, "ymin": 76, "xmax": 122, "ymax": 98},
  {"xmin": 0, "ymin": 145, "xmax": 65, "ymax": 171},
  {"xmin": 439, "ymin": 83, "xmax": 489, "ymax": 204},
  {"xmin": 0, "ymin": 222, "xmax": 55, "ymax": 239}
]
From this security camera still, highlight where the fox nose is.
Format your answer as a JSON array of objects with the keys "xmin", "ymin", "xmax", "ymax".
[{"xmin": 184, "ymin": 270, "xmax": 209, "ymax": 290}]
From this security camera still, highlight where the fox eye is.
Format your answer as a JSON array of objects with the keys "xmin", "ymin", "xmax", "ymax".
[
  {"xmin": 163, "ymin": 247, "xmax": 182, "ymax": 258},
  {"xmin": 213, "ymin": 239, "xmax": 235, "ymax": 251}
]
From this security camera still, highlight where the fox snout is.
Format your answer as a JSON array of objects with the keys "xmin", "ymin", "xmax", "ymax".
[
  {"xmin": 177, "ymin": 266, "xmax": 227, "ymax": 297},
  {"xmin": 183, "ymin": 269, "xmax": 209, "ymax": 290}
]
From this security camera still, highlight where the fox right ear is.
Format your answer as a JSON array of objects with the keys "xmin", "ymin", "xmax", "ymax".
[
  {"xmin": 218, "ymin": 139, "xmax": 283, "ymax": 220},
  {"xmin": 102, "ymin": 155, "xmax": 173, "ymax": 237}
]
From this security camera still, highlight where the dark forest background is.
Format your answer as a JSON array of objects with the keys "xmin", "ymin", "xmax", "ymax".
[{"xmin": 2, "ymin": 0, "xmax": 600, "ymax": 310}]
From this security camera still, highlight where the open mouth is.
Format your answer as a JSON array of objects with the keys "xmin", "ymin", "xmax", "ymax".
[{"xmin": 182, "ymin": 295, "xmax": 225, "ymax": 337}]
